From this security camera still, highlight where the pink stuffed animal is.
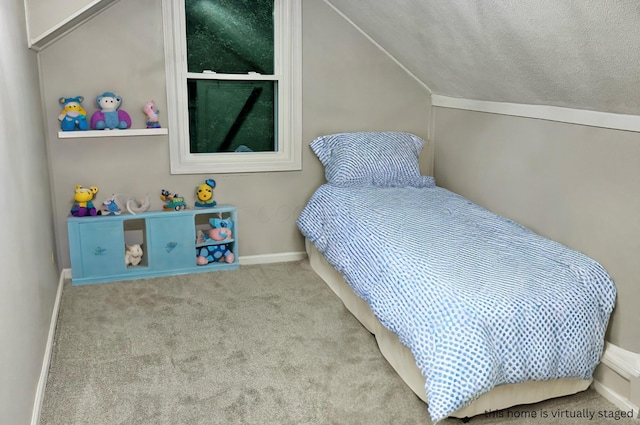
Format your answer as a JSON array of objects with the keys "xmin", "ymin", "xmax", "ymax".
[
  {"xmin": 143, "ymin": 100, "xmax": 161, "ymax": 128},
  {"xmin": 196, "ymin": 217, "xmax": 235, "ymax": 265}
]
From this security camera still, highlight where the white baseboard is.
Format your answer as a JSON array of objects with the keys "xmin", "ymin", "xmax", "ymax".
[
  {"xmin": 602, "ymin": 342, "xmax": 640, "ymax": 379},
  {"xmin": 239, "ymin": 251, "xmax": 307, "ymax": 265},
  {"xmin": 30, "ymin": 270, "xmax": 67, "ymax": 425},
  {"xmin": 594, "ymin": 342, "xmax": 640, "ymax": 419},
  {"xmin": 592, "ymin": 380, "xmax": 638, "ymax": 418}
]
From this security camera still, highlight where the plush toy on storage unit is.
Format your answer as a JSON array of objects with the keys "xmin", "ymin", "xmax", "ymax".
[
  {"xmin": 71, "ymin": 184, "xmax": 99, "ymax": 217},
  {"xmin": 196, "ymin": 217, "xmax": 235, "ymax": 265},
  {"xmin": 102, "ymin": 194, "xmax": 122, "ymax": 216},
  {"xmin": 194, "ymin": 179, "xmax": 217, "ymax": 208},
  {"xmin": 160, "ymin": 189, "xmax": 187, "ymax": 211},
  {"xmin": 58, "ymin": 96, "xmax": 89, "ymax": 131},
  {"xmin": 90, "ymin": 91, "xmax": 132, "ymax": 130}
]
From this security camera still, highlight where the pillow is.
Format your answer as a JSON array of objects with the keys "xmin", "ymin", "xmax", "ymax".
[{"xmin": 310, "ymin": 131, "xmax": 435, "ymax": 188}]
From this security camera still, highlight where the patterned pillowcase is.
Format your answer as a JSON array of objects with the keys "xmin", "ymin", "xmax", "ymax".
[{"xmin": 310, "ymin": 131, "xmax": 435, "ymax": 188}]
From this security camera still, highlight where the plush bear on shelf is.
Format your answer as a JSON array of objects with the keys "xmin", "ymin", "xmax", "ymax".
[
  {"xmin": 196, "ymin": 217, "xmax": 235, "ymax": 265},
  {"xmin": 90, "ymin": 91, "xmax": 132, "ymax": 130}
]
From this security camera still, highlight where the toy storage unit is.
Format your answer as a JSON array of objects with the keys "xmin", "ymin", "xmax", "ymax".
[{"xmin": 67, "ymin": 206, "xmax": 238, "ymax": 285}]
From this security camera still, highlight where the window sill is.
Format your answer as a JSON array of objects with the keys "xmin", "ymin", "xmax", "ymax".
[{"xmin": 57, "ymin": 128, "xmax": 168, "ymax": 139}]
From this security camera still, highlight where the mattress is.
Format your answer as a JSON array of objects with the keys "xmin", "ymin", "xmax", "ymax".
[{"xmin": 306, "ymin": 238, "xmax": 592, "ymax": 419}]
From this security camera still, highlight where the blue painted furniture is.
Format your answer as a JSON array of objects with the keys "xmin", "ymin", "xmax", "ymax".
[{"xmin": 67, "ymin": 206, "xmax": 238, "ymax": 285}]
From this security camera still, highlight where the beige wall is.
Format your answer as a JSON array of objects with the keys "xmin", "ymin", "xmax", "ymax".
[
  {"xmin": 1, "ymin": 0, "xmax": 60, "ymax": 424},
  {"xmin": 433, "ymin": 107, "xmax": 640, "ymax": 353},
  {"xmin": 38, "ymin": 0, "xmax": 431, "ymax": 269},
  {"xmin": 26, "ymin": 0, "xmax": 97, "ymax": 40}
]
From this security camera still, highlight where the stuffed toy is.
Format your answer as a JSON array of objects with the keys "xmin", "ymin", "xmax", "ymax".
[
  {"xmin": 195, "ymin": 179, "xmax": 217, "ymax": 208},
  {"xmin": 125, "ymin": 244, "xmax": 143, "ymax": 266},
  {"xmin": 102, "ymin": 194, "xmax": 122, "ymax": 216},
  {"xmin": 58, "ymin": 96, "xmax": 89, "ymax": 131},
  {"xmin": 102, "ymin": 193, "xmax": 151, "ymax": 215},
  {"xmin": 70, "ymin": 184, "xmax": 99, "ymax": 217},
  {"xmin": 196, "ymin": 217, "xmax": 235, "ymax": 265},
  {"xmin": 125, "ymin": 194, "xmax": 151, "ymax": 215},
  {"xmin": 207, "ymin": 217, "xmax": 233, "ymax": 240},
  {"xmin": 90, "ymin": 91, "xmax": 132, "ymax": 130},
  {"xmin": 143, "ymin": 100, "xmax": 161, "ymax": 128}
]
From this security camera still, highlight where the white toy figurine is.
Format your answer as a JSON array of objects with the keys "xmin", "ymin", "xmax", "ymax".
[{"xmin": 125, "ymin": 244, "xmax": 143, "ymax": 266}]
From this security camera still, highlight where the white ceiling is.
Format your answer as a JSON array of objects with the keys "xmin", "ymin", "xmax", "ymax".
[{"xmin": 326, "ymin": 0, "xmax": 640, "ymax": 116}]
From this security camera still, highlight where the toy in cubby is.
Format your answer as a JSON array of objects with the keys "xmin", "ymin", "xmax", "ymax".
[
  {"xmin": 196, "ymin": 216, "xmax": 235, "ymax": 265},
  {"xmin": 125, "ymin": 244, "xmax": 143, "ymax": 266},
  {"xmin": 70, "ymin": 184, "xmax": 99, "ymax": 217}
]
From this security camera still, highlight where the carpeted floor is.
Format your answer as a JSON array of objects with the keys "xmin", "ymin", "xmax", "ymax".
[{"xmin": 40, "ymin": 260, "xmax": 635, "ymax": 425}]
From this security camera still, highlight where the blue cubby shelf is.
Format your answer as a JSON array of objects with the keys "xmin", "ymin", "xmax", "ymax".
[
  {"xmin": 195, "ymin": 239, "xmax": 235, "ymax": 249},
  {"xmin": 67, "ymin": 206, "xmax": 238, "ymax": 285}
]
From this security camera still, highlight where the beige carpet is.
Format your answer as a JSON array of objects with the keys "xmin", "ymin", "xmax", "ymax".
[{"xmin": 40, "ymin": 260, "xmax": 635, "ymax": 424}]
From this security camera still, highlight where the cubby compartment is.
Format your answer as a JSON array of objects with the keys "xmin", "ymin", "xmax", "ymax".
[
  {"xmin": 123, "ymin": 218, "xmax": 148, "ymax": 269},
  {"xmin": 194, "ymin": 210, "xmax": 237, "ymax": 267},
  {"xmin": 67, "ymin": 206, "xmax": 239, "ymax": 285}
]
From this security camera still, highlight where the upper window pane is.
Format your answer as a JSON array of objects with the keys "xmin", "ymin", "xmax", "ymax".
[{"xmin": 185, "ymin": 0, "xmax": 274, "ymax": 74}]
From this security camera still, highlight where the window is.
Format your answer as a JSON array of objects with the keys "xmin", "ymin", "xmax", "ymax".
[{"xmin": 162, "ymin": 0, "xmax": 302, "ymax": 174}]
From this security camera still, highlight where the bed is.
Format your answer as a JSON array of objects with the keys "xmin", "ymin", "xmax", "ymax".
[{"xmin": 296, "ymin": 132, "xmax": 616, "ymax": 422}]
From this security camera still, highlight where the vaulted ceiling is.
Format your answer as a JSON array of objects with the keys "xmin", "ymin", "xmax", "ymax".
[{"xmin": 326, "ymin": 0, "xmax": 640, "ymax": 116}]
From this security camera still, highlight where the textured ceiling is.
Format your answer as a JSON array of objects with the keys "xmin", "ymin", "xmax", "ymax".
[{"xmin": 326, "ymin": 0, "xmax": 640, "ymax": 116}]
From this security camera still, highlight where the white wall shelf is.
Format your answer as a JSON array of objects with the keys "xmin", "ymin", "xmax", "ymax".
[
  {"xmin": 58, "ymin": 128, "xmax": 168, "ymax": 139},
  {"xmin": 28, "ymin": 0, "xmax": 120, "ymax": 51}
]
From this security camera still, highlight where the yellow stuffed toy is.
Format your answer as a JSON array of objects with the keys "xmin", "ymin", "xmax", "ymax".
[
  {"xmin": 195, "ymin": 179, "xmax": 217, "ymax": 208},
  {"xmin": 71, "ymin": 185, "xmax": 99, "ymax": 216}
]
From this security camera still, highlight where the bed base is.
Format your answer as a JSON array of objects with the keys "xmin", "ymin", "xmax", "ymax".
[{"xmin": 305, "ymin": 239, "xmax": 592, "ymax": 419}]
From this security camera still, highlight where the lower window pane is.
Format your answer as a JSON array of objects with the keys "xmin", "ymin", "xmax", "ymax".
[{"xmin": 188, "ymin": 79, "xmax": 276, "ymax": 153}]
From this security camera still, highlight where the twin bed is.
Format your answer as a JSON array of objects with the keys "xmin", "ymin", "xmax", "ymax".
[{"xmin": 296, "ymin": 132, "xmax": 616, "ymax": 422}]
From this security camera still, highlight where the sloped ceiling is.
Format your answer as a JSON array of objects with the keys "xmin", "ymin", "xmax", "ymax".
[{"xmin": 326, "ymin": 0, "xmax": 640, "ymax": 116}]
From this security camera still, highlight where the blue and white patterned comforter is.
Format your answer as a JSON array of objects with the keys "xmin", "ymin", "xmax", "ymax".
[{"xmin": 297, "ymin": 184, "xmax": 616, "ymax": 422}]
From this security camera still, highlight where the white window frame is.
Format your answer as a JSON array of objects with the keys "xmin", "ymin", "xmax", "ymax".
[{"xmin": 162, "ymin": 0, "xmax": 302, "ymax": 174}]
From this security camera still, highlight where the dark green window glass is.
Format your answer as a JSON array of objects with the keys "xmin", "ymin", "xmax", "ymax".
[
  {"xmin": 186, "ymin": 0, "xmax": 274, "ymax": 74},
  {"xmin": 188, "ymin": 79, "xmax": 277, "ymax": 153}
]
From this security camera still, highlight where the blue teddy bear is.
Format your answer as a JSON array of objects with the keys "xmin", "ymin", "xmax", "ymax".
[{"xmin": 90, "ymin": 91, "xmax": 132, "ymax": 130}]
